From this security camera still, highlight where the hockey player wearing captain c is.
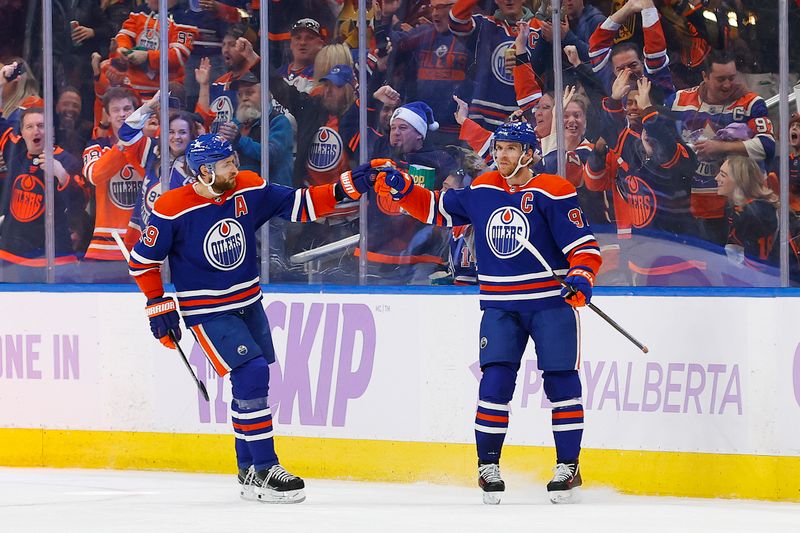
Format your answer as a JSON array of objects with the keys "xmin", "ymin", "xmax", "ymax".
[{"xmin": 374, "ymin": 120, "xmax": 602, "ymax": 504}]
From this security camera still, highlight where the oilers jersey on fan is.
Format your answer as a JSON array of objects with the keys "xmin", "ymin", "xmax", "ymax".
[
  {"xmin": 197, "ymin": 71, "xmax": 237, "ymax": 132},
  {"xmin": 395, "ymin": 170, "xmax": 602, "ymax": 311},
  {"xmin": 128, "ymin": 170, "xmax": 339, "ymax": 326},
  {"xmin": 665, "ymin": 87, "xmax": 775, "ymax": 219},
  {"xmin": 116, "ymin": 113, "xmax": 193, "ymax": 247},
  {"xmin": 449, "ymin": 225, "xmax": 477, "ymax": 285},
  {"xmin": 82, "ymin": 136, "xmax": 146, "ymax": 260},
  {"xmin": 449, "ymin": 0, "xmax": 545, "ymax": 129},
  {"xmin": 588, "ymin": 6, "xmax": 674, "ymax": 98}
]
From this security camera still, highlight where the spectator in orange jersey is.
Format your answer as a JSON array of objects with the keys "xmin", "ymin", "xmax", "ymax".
[
  {"xmin": 113, "ymin": 0, "xmax": 198, "ymax": 99},
  {"xmin": 81, "ymin": 87, "xmax": 149, "ymax": 281}
]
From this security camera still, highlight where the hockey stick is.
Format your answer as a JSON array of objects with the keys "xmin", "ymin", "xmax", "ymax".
[
  {"xmin": 513, "ymin": 234, "xmax": 649, "ymax": 353},
  {"xmin": 112, "ymin": 231, "xmax": 210, "ymax": 401}
]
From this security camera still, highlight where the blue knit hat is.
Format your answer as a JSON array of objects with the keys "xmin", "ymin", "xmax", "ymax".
[{"xmin": 390, "ymin": 101, "xmax": 439, "ymax": 139}]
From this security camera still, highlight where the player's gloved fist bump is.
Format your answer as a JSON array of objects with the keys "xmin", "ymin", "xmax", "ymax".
[
  {"xmin": 379, "ymin": 168, "xmax": 414, "ymax": 200},
  {"xmin": 561, "ymin": 267, "xmax": 595, "ymax": 307},
  {"xmin": 145, "ymin": 296, "xmax": 181, "ymax": 349},
  {"xmin": 338, "ymin": 163, "xmax": 379, "ymax": 200}
]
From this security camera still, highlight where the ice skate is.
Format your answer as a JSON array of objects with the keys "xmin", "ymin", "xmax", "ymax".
[
  {"xmin": 478, "ymin": 462, "xmax": 505, "ymax": 504},
  {"xmin": 238, "ymin": 466, "xmax": 258, "ymax": 501},
  {"xmin": 243, "ymin": 464, "xmax": 305, "ymax": 504},
  {"xmin": 547, "ymin": 462, "xmax": 582, "ymax": 504}
]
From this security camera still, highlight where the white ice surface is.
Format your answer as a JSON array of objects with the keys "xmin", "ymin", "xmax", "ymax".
[{"xmin": 1, "ymin": 468, "xmax": 798, "ymax": 533}]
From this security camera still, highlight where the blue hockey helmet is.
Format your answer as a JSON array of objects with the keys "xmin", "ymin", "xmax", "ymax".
[
  {"xmin": 186, "ymin": 134, "xmax": 235, "ymax": 175},
  {"xmin": 492, "ymin": 121, "xmax": 539, "ymax": 153}
]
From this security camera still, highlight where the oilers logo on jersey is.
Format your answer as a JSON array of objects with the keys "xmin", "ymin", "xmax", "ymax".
[
  {"xmin": 10, "ymin": 174, "xmax": 45, "ymax": 222},
  {"xmin": 490, "ymin": 42, "xmax": 514, "ymax": 86},
  {"xmin": 210, "ymin": 95, "xmax": 234, "ymax": 127},
  {"xmin": 204, "ymin": 218, "xmax": 246, "ymax": 271},
  {"xmin": 307, "ymin": 127, "xmax": 344, "ymax": 172},
  {"xmin": 485, "ymin": 207, "xmax": 530, "ymax": 258},
  {"xmin": 621, "ymin": 174, "xmax": 657, "ymax": 228},
  {"xmin": 109, "ymin": 165, "xmax": 141, "ymax": 210},
  {"xmin": 137, "ymin": 28, "xmax": 159, "ymax": 50}
]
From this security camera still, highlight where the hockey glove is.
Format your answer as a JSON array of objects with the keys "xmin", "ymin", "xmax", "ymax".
[
  {"xmin": 145, "ymin": 296, "xmax": 181, "ymax": 349},
  {"xmin": 338, "ymin": 163, "xmax": 377, "ymax": 200},
  {"xmin": 337, "ymin": 159, "xmax": 396, "ymax": 200},
  {"xmin": 561, "ymin": 267, "xmax": 595, "ymax": 308},
  {"xmin": 378, "ymin": 168, "xmax": 414, "ymax": 200}
]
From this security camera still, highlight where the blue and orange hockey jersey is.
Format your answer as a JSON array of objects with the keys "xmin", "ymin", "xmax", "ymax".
[
  {"xmin": 665, "ymin": 86, "xmax": 775, "ymax": 219},
  {"xmin": 393, "ymin": 170, "xmax": 602, "ymax": 311},
  {"xmin": 449, "ymin": 0, "xmax": 545, "ymax": 130},
  {"xmin": 128, "ymin": 171, "xmax": 339, "ymax": 326},
  {"xmin": 588, "ymin": 6, "xmax": 674, "ymax": 98}
]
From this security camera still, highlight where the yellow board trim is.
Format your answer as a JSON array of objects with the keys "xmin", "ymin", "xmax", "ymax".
[{"xmin": 2, "ymin": 428, "xmax": 799, "ymax": 501}]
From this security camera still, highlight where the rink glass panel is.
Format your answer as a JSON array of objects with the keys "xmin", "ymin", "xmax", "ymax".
[{"xmin": 5, "ymin": 0, "xmax": 798, "ymax": 288}]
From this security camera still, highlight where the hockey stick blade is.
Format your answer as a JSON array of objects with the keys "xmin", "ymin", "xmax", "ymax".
[
  {"xmin": 513, "ymin": 233, "xmax": 649, "ymax": 353},
  {"xmin": 169, "ymin": 331, "xmax": 210, "ymax": 402},
  {"xmin": 111, "ymin": 231, "xmax": 211, "ymax": 399}
]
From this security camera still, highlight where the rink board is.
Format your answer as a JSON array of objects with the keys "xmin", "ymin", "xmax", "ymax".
[{"xmin": 1, "ymin": 289, "xmax": 799, "ymax": 501}]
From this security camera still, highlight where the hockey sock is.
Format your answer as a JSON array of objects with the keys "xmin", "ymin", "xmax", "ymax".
[
  {"xmin": 235, "ymin": 436, "xmax": 253, "ymax": 471},
  {"xmin": 231, "ymin": 357, "xmax": 279, "ymax": 471},
  {"xmin": 543, "ymin": 370, "xmax": 584, "ymax": 463},
  {"xmin": 475, "ymin": 363, "xmax": 518, "ymax": 463}
]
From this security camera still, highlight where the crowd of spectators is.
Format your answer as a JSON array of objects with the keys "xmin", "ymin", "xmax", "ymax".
[{"xmin": 0, "ymin": 0, "xmax": 798, "ymax": 286}]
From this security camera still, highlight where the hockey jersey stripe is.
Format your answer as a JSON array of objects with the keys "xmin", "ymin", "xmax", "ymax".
[
  {"xmin": 479, "ymin": 290, "xmax": 562, "ymax": 301},
  {"xmin": 562, "ymin": 235, "xmax": 597, "ymax": 255},
  {"xmin": 176, "ymin": 276, "xmax": 260, "ymax": 297},
  {"xmin": 178, "ymin": 284, "xmax": 261, "ymax": 308},
  {"xmin": 437, "ymin": 192, "xmax": 453, "ymax": 227},
  {"xmin": 480, "ymin": 279, "xmax": 561, "ymax": 292},
  {"xmin": 130, "ymin": 249, "xmax": 163, "ymax": 265},
  {"xmin": 305, "ymin": 189, "xmax": 317, "ymax": 221},
  {"xmin": 478, "ymin": 269, "xmax": 568, "ymax": 283},
  {"xmin": 180, "ymin": 293, "xmax": 263, "ymax": 317}
]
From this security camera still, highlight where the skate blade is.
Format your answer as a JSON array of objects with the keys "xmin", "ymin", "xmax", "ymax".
[
  {"xmin": 257, "ymin": 488, "xmax": 306, "ymax": 504},
  {"xmin": 240, "ymin": 487, "xmax": 258, "ymax": 502},
  {"xmin": 548, "ymin": 487, "xmax": 580, "ymax": 504},
  {"xmin": 482, "ymin": 491, "xmax": 502, "ymax": 505}
]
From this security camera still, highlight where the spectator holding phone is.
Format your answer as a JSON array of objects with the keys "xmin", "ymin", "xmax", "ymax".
[{"xmin": 0, "ymin": 59, "xmax": 40, "ymax": 130}]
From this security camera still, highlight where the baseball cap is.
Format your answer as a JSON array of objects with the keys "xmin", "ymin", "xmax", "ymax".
[
  {"xmin": 291, "ymin": 18, "xmax": 322, "ymax": 38},
  {"xmin": 230, "ymin": 71, "xmax": 259, "ymax": 91},
  {"xmin": 320, "ymin": 64, "xmax": 354, "ymax": 87}
]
